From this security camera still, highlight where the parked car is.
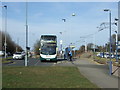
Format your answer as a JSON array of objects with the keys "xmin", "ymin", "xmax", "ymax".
[
  {"xmin": 0, "ymin": 51, "xmax": 8, "ymax": 57},
  {"xmin": 104, "ymin": 54, "xmax": 109, "ymax": 58},
  {"xmin": 97, "ymin": 53, "xmax": 104, "ymax": 58},
  {"xmin": 13, "ymin": 52, "xmax": 25, "ymax": 60},
  {"xmin": 0, "ymin": 51, "xmax": 4, "ymax": 56},
  {"xmin": 21, "ymin": 51, "xmax": 26, "ymax": 57},
  {"xmin": 97, "ymin": 53, "xmax": 100, "ymax": 57},
  {"xmin": 114, "ymin": 55, "xmax": 120, "ymax": 59},
  {"xmin": 104, "ymin": 54, "xmax": 114, "ymax": 58}
]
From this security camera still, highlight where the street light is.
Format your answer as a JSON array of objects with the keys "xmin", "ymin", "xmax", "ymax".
[
  {"xmin": 104, "ymin": 9, "xmax": 112, "ymax": 75},
  {"xmin": 114, "ymin": 18, "xmax": 119, "ymax": 62},
  {"xmin": 115, "ymin": 30, "xmax": 118, "ymax": 62},
  {"xmin": 72, "ymin": 13, "xmax": 75, "ymax": 16},
  {"xmin": 60, "ymin": 18, "xmax": 67, "ymax": 58},
  {"xmin": 59, "ymin": 31, "xmax": 63, "ymax": 58},
  {"xmin": 25, "ymin": 1, "xmax": 28, "ymax": 66},
  {"xmin": 1, "ymin": 5, "xmax": 7, "ymax": 59},
  {"xmin": 80, "ymin": 36, "xmax": 87, "ymax": 52}
]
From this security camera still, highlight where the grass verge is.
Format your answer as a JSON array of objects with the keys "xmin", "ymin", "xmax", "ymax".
[
  {"xmin": 3, "ymin": 66, "xmax": 98, "ymax": 88},
  {"xmin": 94, "ymin": 56, "xmax": 120, "ymax": 66},
  {"xmin": 0, "ymin": 57, "xmax": 13, "ymax": 64}
]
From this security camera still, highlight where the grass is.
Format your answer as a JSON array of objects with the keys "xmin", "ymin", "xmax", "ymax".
[
  {"xmin": 3, "ymin": 66, "xmax": 98, "ymax": 88},
  {"xmin": 0, "ymin": 56, "xmax": 13, "ymax": 64}
]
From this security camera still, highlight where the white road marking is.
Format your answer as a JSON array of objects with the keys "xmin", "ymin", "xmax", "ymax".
[{"xmin": 34, "ymin": 60, "xmax": 40, "ymax": 66}]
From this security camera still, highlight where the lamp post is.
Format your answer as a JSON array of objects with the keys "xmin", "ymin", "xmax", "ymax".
[
  {"xmin": 1, "ymin": 5, "xmax": 7, "ymax": 59},
  {"xmin": 104, "ymin": 9, "xmax": 112, "ymax": 75},
  {"xmin": 59, "ymin": 32, "xmax": 63, "ymax": 58},
  {"xmin": 80, "ymin": 37, "xmax": 87, "ymax": 52},
  {"xmin": 25, "ymin": 1, "xmax": 28, "ymax": 66},
  {"xmin": 92, "ymin": 33, "xmax": 96, "ymax": 59},
  {"xmin": 60, "ymin": 18, "xmax": 66, "ymax": 58},
  {"xmin": 115, "ymin": 30, "xmax": 118, "ymax": 62},
  {"xmin": 114, "ymin": 18, "xmax": 119, "ymax": 62}
]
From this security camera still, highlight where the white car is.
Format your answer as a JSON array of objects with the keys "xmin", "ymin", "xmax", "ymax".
[
  {"xmin": 104, "ymin": 54, "xmax": 114, "ymax": 58},
  {"xmin": 0, "ymin": 51, "xmax": 4, "ymax": 56},
  {"xmin": 13, "ymin": 52, "xmax": 24, "ymax": 59},
  {"xmin": 0, "ymin": 51, "xmax": 8, "ymax": 57}
]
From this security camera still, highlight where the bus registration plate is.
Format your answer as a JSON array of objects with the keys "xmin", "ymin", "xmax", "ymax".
[
  {"xmin": 46, "ymin": 59, "xmax": 50, "ymax": 60},
  {"xmin": 46, "ymin": 55, "xmax": 51, "ymax": 58}
]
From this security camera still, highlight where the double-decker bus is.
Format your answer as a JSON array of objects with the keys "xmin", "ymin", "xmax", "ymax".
[{"xmin": 40, "ymin": 35, "xmax": 57, "ymax": 61}]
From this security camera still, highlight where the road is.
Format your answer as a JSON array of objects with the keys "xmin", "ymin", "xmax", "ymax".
[
  {"xmin": 3, "ymin": 58, "xmax": 56, "ymax": 66},
  {"xmin": 2, "ymin": 57, "xmax": 75, "ymax": 66}
]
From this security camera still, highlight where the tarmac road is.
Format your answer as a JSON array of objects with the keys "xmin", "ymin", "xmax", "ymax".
[{"xmin": 2, "ymin": 58, "xmax": 57, "ymax": 66}]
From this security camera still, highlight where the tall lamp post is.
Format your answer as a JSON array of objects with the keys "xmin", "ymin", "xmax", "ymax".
[
  {"xmin": 115, "ymin": 30, "xmax": 118, "ymax": 62},
  {"xmin": 4, "ymin": 5, "xmax": 7, "ymax": 59},
  {"xmin": 2, "ymin": 5, "xmax": 7, "ymax": 59},
  {"xmin": 0, "ymin": 5, "xmax": 7, "ymax": 59},
  {"xmin": 104, "ymin": 9, "xmax": 112, "ymax": 75},
  {"xmin": 59, "ymin": 18, "xmax": 66, "ymax": 58},
  {"xmin": 25, "ymin": 1, "xmax": 28, "ymax": 66},
  {"xmin": 59, "ymin": 32, "xmax": 63, "ymax": 58},
  {"xmin": 114, "ymin": 18, "xmax": 119, "ymax": 62},
  {"xmin": 80, "ymin": 37, "xmax": 87, "ymax": 52}
]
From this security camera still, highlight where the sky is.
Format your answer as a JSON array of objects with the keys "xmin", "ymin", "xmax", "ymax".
[{"xmin": 0, "ymin": 2, "xmax": 118, "ymax": 50}]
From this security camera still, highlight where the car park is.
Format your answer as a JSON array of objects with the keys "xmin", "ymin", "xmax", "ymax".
[{"xmin": 13, "ymin": 52, "xmax": 25, "ymax": 60}]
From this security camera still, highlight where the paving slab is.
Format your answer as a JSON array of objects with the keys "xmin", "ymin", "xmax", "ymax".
[{"xmin": 73, "ymin": 58, "xmax": 119, "ymax": 88}]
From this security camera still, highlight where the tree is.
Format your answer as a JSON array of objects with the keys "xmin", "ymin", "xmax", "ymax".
[
  {"xmin": 34, "ymin": 40, "xmax": 40, "ymax": 55},
  {"xmin": 87, "ymin": 43, "xmax": 94, "ymax": 51},
  {"xmin": 0, "ymin": 31, "xmax": 23, "ymax": 54},
  {"xmin": 79, "ymin": 45, "xmax": 85, "ymax": 53}
]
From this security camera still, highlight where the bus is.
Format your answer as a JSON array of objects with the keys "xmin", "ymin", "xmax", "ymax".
[{"xmin": 40, "ymin": 35, "xmax": 57, "ymax": 61}]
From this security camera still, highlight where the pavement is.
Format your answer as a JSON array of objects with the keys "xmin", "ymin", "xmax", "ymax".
[
  {"xmin": 49, "ymin": 56, "xmax": 119, "ymax": 89},
  {"xmin": 70, "ymin": 58, "xmax": 119, "ymax": 89},
  {"xmin": 56, "ymin": 58, "xmax": 119, "ymax": 88},
  {"xmin": 112, "ymin": 65, "xmax": 120, "ymax": 77}
]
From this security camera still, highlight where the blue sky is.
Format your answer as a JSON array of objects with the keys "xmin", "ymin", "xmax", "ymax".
[{"xmin": 0, "ymin": 2, "xmax": 118, "ymax": 50}]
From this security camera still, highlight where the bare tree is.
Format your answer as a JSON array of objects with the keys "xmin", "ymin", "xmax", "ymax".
[
  {"xmin": 0, "ymin": 31, "xmax": 23, "ymax": 54},
  {"xmin": 34, "ymin": 40, "xmax": 40, "ymax": 55}
]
